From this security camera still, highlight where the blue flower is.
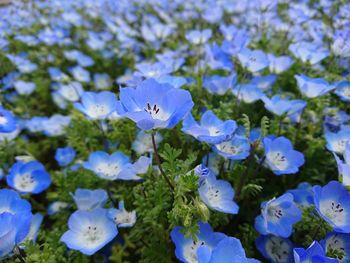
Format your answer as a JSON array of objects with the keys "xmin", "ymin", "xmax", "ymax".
[
  {"xmin": 325, "ymin": 130, "xmax": 350, "ymax": 154},
  {"xmin": 108, "ymin": 201, "xmax": 136, "ymax": 228},
  {"xmin": 0, "ymin": 189, "xmax": 32, "ymax": 257},
  {"xmin": 287, "ymin": 182, "xmax": 314, "ymax": 207},
  {"xmin": 335, "ymin": 81, "xmax": 350, "ymax": 102},
  {"xmin": 237, "ymin": 48, "xmax": 269, "ymax": 73},
  {"xmin": 13, "ymin": 80, "xmax": 36, "ymax": 95},
  {"xmin": 256, "ymin": 235, "xmax": 294, "ymax": 263},
  {"xmin": 203, "ymin": 74, "xmax": 237, "ymax": 95},
  {"xmin": 313, "ymin": 181, "xmax": 350, "ymax": 233},
  {"xmin": 232, "ymin": 84, "xmax": 265, "ymax": 103},
  {"xmin": 135, "ymin": 62, "xmax": 173, "ymax": 79},
  {"xmin": 171, "ymin": 222, "xmax": 226, "ymax": 263},
  {"xmin": 263, "ymin": 136, "xmax": 305, "ymax": 175},
  {"xmin": 197, "ymin": 236, "xmax": 259, "ymax": 263},
  {"xmin": 295, "ymin": 74, "xmax": 335, "ymax": 98},
  {"xmin": 333, "ymin": 144, "xmax": 350, "ymax": 187},
  {"xmin": 94, "ymin": 73, "xmax": 112, "ymax": 90},
  {"xmin": 321, "ymin": 232, "xmax": 350, "ymax": 262},
  {"xmin": 74, "ymin": 91, "xmax": 117, "ymax": 120},
  {"xmin": 55, "ymin": 147, "xmax": 76, "ymax": 167},
  {"xmin": 84, "ymin": 151, "xmax": 150, "ymax": 181},
  {"xmin": 116, "ymin": 79, "xmax": 194, "ymax": 130},
  {"xmin": 267, "ymin": 54, "xmax": 294, "ymax": 74},
  {"xmin": 48, "ymin": 201, "xmax": 69, "ymax": 216},
  {"xmin": 289, "ymin": 42, "xmax": 329, "ymax": 65},
  {"xmin": 60, "ymin": 208, "xmax": 118, "ymax": 256},
  {"xmin": 70, "ymin": 65, "xmax": 91, "ymax": 82},
  {"xmin": 0, "ymin": 106, "xmax": 16, "ymax": 133},
  {"xmin": 213, "ymin": 135, "xmax": 250, "ymax": 160},
  {"xmin": 71, "ymin": 188, "xmax": 108, "ymax": 211},
  {"xmin": 24, "ymin": 213, "xmax": 44, "ymax": 243},
  {"xmin": 198, "ymin": 174, "xmax": 239, "ymax": 215},
  {"xmin": 132, "ymin": 130, "xmax": 162, "ymax": 155},
  {"xmin": 293, "ymin": 241, "xmax": 338, "ymax": 263},
  {"xmin": 182, "ymin": 111, "xmax": 237, "ymax": 144},
  {"xmin": 251, "ymin": 75, "xmax": 277, "ymax": 93},
  {"xmin": 7, "ymin": 161, "xmax": 51, "ymax": 194},
  {"xmin": 255, "ymin": 193, "xmax": 302, "ymax": 237},
  {"xmin": 262, "ymin": 95, "xmax": 295, "ymax": 117},
  {"xmin": 185, "ymin": 29, "xmax": 212, "ymax": 45}
]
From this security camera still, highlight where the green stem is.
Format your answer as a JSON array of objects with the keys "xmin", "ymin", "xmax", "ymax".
[{"xmin": 151, "ymin": 132, "xmax": 174, "ymax": 191}]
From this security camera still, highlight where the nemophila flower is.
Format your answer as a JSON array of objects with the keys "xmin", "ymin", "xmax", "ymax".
[
  {"xmin": 287, "ymin": 182, "xmax": 314, "ymax": 207},
  {"xmin": 108, "ymin": 201, "xmax": 136, "ymax": 228},
  {"xmin": 171, "ymin": 222, "xmax": 226, "ymax": 263},
  {"xmin": 7, "ymin": 161, "xmax": 51, "ymax": 194},
  {"xmin": 334, "ymin": 144, "xmax": 350, "ymax": 187},
  {"xmin": 24, "ymin": 213, "xmax": 43, "ymax": 243},
  {"xmin": 74, "ymin": 91, "xmax": 117, "ymax": 120},
  {"xmin": 192, "ymin": 164, "xmax": 216, "ymax": 182},
  {"xmin": 293, "ymin": 241, "xmax": 338, "ymax": 263},
  {"xmin": 55, "ymin": 147, "xmax": 76, "ymax": 167},
  {"xmin": 237, "ymin": 48, "xmax": 269, "ymax": 73},
  {"xmin": 61, "ymin": 208, "xmax": 118, "ymax": 256},
  {"xmin": 324, "ymin": 110, "xmax": 350, "ymax": 133},
  {"xmin": 116, "ymin": 78, "xmax": 194, "ymax": 130},
  {"xmin": 289, "ymin": 42, "xmax": 329, "ymax": 65},
  {"xmin": 203, "ymin": 74, "xmax": 237, "ymax": 95},
  {"xmin": 135, "ymin": 62, "xmax": 173, "ymax": 79},
  {"xmin": 331, "ymin": 29, "xmax": 350, "ymax": 58},
  {"xmin": 70, "ymin": 65, "xmax": 91, "ymax": 83},
  {"xmin": 132, "ymin": 130, "xmax": 162, "ymax": 155},
  {"xmin": 256, "ymin": 235, "xmax": 294, "ymax": 263},
  {"xmin": 213, "ymin": 135, "xmax": 250, "ymax": 160},
  {"xmin": 335, "ymin": 81, "xmax": 350, "ymax": 102},
  {"xmin": 198, "ymin": 174, "xmax": 239, "ymax": 215},
  {"xmin": 84, "ymin": 151, "xmax": 150, "ymax": 181},
  {"xmin": 42, "ymin": 115, "xmax": 71, "ymax": 137},
  {"xmin": 48, "ymin": 201, "xmax": 70, "ymax": 215},
  {"xmin": 287, "ymin": 100, "xmax": 307, "ymax": 123},
  {"xmin": 56, "ymin": 82, "xmax": 84, "ymax": 102},
  {"xmin": 71, "ymin": 188, "xmax": 108, "ymax": 211},
  {"xmin": 325, "ymin": 130, "xmax": 350, "ymax": 154},
  {"xmin": 232, "ymin": 84, "xmax": 265, "ymax": 103},
  {"xmin": 0, "ymin": 189, "xmax": 32, "ymax": 256},
  {"xmin": 255, "ymin": 193, "xmax": 302, "ymax": 237},
  {"xmin": 262, "ymin": 95, "xmax": 295, "ymax": 117},
  {"xmin": 295, "ymin": 74, "xmax": 335, "ymax": 98},
  {"xmin": 185, "ymin": 29, "xmax": 212, "ymax": 45},
  {"xmin": 321, "ymin": 232, "xmax": 350, "ymax": 262},
  {"xmin": 13, "ymin": 80, "xmax": 36, "ymax": 95},
  {"xmin": 48, "ymin": 67, "xmax": 68, "ymax": 82},
  {"xmin": 94, "ymin": 73, "xmax": 112, "ymax": 90},
  {"xmin": 205, "ymin": 43, "xmax": 234, "ymax": 71},
  {"xmin": 157, "ymin": 75, "xmax": 188, "ymax": 89},
  {"xmin": 197, "ymin": 236, "xmax": 259, "ymax": 263},
  {"xmin": 182, "ymin": 111, "xmax": 237, "ymax": 144},
  {"xmin": 251, "ymin": 75, "xmax": 277, "ymax": 93},
  {"xmin": 313, "ymin": 181, "xmax": 350, "ymax": 233},
  {"xmin": 267, "ymin": 54, "xmax": 294, "ymax": 74},
  {"xmin": 263, "ymin": 136, "xmax": 305, "ymax": 175},
  {"xmin": 221, "ymin": 29, "xmax": 250, "ymax": 56},
  {"xmin": 0, "ymin": 106, "xmax": 16, "ymax": 133}
]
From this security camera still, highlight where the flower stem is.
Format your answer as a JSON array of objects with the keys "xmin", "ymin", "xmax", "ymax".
[{"xmin": 151, "ymin": 132, "xmax": 174, "ymax": 191}]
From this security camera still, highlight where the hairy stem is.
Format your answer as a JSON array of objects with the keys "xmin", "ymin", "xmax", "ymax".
[{"xmin": 151, "ymin": 132, "xmax": 174, "ymax": 191}]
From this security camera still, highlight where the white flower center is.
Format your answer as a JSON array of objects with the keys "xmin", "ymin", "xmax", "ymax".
[
  {"xmin": 144, "ymin": 103, "xmax": 169, "ymax": 121},
  {"xmin": 266, "ymin": 237, "xmax": 290, "ymax": 262},
  {"xmin": 326, "ymin": 235, "xmax": 346, "ymax": 260},
  {"xmin": 183, "ymin": 240, "xmax": 206, "ymax": 263},
  {"xmin": 14, "ymin": 173, "xmax": 37, "ymax": 192},
  {"xmin": 320, "ymin": 201, "xmax": 347, "ymax": 226},
  {"xmin": 341, "ymin": 87, "xmax": 350, "ymax": 97},
  {"xmin": 96, "ymin": 162, "xmax": 121, "ymax": 178},
  {"xmin": 89, "ymin": 104, "xmax": 110, "ymax": 118},
  {"xmin": 0, "ymin": 114, "xmax": 8, "ymax": 125},
  {"xmin": 83, "ymin": 225, "xmax": 103, "ymax": 243},
  {"xmin": 217, "ymin": 141, "xmax": 241, "ymax": 155},
  {"xmin": 208, "ymin": 127, "xmax": 222, "ymax": 136},
  {"xmin": 266, "ymin": 151, "xmax": 289, "ymax": 170}
]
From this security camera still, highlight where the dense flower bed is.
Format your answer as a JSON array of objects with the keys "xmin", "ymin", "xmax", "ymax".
[{"xmin": 0, "ymin": 0, "xmax": 350, "ymax": 262}]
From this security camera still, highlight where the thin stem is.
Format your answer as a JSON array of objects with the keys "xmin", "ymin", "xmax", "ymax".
[
  {"xmin": 15, "ymin": 247, "xmax": 26, "ymax": 263},
  {"xmin": 151, "ymin": 132, "xmax": 174, "ymax": 191}
]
